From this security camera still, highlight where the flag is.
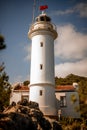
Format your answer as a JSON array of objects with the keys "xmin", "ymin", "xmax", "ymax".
[{"xmin": 39, "ymin": 5, "xmax": 48, "ymax": 10}]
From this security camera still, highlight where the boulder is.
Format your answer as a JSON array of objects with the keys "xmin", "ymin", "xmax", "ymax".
[{"xmin": 0, "ymin": 100, "xmax": 62, "ymax": 130}]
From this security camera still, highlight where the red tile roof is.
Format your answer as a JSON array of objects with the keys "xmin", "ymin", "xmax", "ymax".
[
  {"xmin": 14, "ymin": 85, "xmax": 29, "ymax": 91},
  {"xmin": 55, "ymin": 85, "xmax": 75, "ymax": 91},
  {"xmin": 13, "ymin": 84, "xmax": 75, "ymax": 92}
]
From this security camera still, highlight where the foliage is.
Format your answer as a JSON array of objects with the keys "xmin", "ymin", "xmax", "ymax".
[
  {"xmin": 0, "ymin": 35, "xmax": 11, "ymax": 111},
  {"xmin": 78, "ymin": 80, "xmax": 87, "ymax": 119},
  {"xmin": 71, "ymin": 94, "xmax": 77, "ymax": 103},
  {"xmin": 23, "ymin": 80, "xmax": 30, "ymax": 86},
  {"xmin": 55, "ymin": 74, "xmax": 87, "ymax": 119},
  {"xmin": 61, "ymin": 117, "xmax": 87, "ymax": 130},
  {"xmin": 0, "ymin": 63, "xmax": 11, "ymax": 111},
  {"xmin": 0, "ymin": 35, "xmax": 6, "ymax": 50},
  {"xmin": 55, "ymin": 74, "xmax": 87, "ymax": 86}
]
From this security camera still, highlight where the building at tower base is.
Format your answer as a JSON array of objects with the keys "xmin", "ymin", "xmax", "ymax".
[{"xmin": 10, "ymin": 83, "xmax": 80, "ymax": 118}]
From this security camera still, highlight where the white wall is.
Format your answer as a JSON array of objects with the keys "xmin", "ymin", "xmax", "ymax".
[
  {"xmin": 30, "ymin": 34, "xmax": 55, "ymax": 85},
  {"xmin": 55, "ymin": 91, "xmax": 80, "ymax": 118},
  {"xmin": 10, "ymin": 91, "xmax": 29, "ymax": 104},
  {"xmin": 29, "ymin": 85, "xmax": 57, "ymax": 115}
]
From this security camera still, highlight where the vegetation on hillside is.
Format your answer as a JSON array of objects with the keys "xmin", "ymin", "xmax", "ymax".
[{"xmin": 55, "ymin": 73, "xmax": 87, "ymax": 86}]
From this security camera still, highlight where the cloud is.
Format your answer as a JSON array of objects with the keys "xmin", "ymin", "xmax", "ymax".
[
  {"xmin": 55, "ymin": 24, "xmax": 87, "ymax": 60},
  {"xmin": 24, "ymin": 44, "xmax": 31, "ymax": 61},
  {"xmin": 75, "ymin": 3, "xmax": 87, "ymax": 17},
  {"xmin": 54, "ymin": 24, "xmax": 87, "ymax": 77},
  {"xmin": 55, "ymin": 58, "xmax": 87, "ymax": 77},
  {"xmin": 51, "ymin": 3, "xmax": 87, "ymax": 18},
  {"xmin": 51, "ymin": 9, "xmax": 74, "ymax": 16}
]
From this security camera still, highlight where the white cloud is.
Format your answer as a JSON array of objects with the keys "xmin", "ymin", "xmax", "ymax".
[
  {"xmin": 75, "ymin": 3, "xmax": 87, "ymax": 17},
  {"xmin": 51, "ymin": 9, "xmax": 74, "ymax": 16},
  {"xmin": 24, "ymin": 44, "xmax": 31, "ymax": 61},
  {"xmin": 55, "ymin": 24, "xmax": 87, "ymax": 60},
  {"xmin": 54, "ymin": 24, "xmax": 87, "ymax": 77},
  {"xmin": 51, "ymin": 3, "xmax": 87, "ymax": 18},
  {"xmin": 55, "ymin": 58, "xmax": 87, "ymax": 77}
]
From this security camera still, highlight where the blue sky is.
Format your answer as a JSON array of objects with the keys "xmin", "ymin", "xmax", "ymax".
[{"xmin": 0, "ymin": 0, "xmax": 87, "ymax": 84}]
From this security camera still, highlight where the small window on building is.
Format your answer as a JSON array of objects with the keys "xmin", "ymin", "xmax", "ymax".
[
  {"xmin": 40, "ymin": 64, "xmax": 43, "ymax": 70},
  {"xmin": 60, "ymin": 96, "xmax": 67, "ymax": 107},
  {"xmin": 40, "ymin": 42, "xmax": 43, "ymax": 47},
  {"xmin": 21, "ymin": 95, "xmax": 29, "ymax": 101},
  {"xmin": 40, "ymin": 90, "xmax": 43, "ymax": 96}
]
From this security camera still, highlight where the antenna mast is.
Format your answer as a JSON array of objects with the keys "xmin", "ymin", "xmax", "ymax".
[{"xmin": 32, "ymin": 0, "xmax": 36, "ymax": 23}]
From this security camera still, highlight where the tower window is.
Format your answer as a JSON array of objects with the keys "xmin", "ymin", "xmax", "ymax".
[
  {"xmin": 40, "ymin": 42, "xmax": 43, "ymax": 47},
  {"xmin": 40, "ymin": 16, "xmax": 45, "ymax": 21},
  {"xmin": 40, "ymin": 90, "xmax": 43, "ymax": 96},
  {"xmin": 40, "ymin": 64, "xmax": 43, "ymax": 70}
]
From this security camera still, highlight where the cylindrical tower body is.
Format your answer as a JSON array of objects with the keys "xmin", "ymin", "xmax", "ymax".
[{"xmin": 28, "ymin": 13, "xmax": 58, "ymax": 115}]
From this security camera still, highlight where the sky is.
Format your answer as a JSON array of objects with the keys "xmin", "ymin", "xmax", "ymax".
[{"xmin": 0, "ymin": 0, "xmax": 87, "ymax": 84}]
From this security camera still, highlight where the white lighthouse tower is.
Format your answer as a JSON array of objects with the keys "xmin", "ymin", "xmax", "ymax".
[{"xmin": 28, "ymin": 7, "xmax": 58, "ymax": 116}]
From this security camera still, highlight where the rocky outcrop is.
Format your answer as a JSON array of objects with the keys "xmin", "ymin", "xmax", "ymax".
[{"xmin": 0, "ymin": 100, "xmax": 62, "ymax": 130}]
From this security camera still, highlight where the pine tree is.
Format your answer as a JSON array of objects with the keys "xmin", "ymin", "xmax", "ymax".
[
  {"xmin": 0, "ymin": 63, "xmax": 11, "ymax": 111},
  {"xmin": 0, "ymin": 35, "xmax": 6, "ymax": 50},
  {"xmin": 0, "ymin": 35, "xmax": 11, "ymax": 111}
]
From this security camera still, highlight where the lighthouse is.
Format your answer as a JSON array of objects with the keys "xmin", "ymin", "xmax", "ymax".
[{"xmin": 28, "ymin": 6, "xmax": 58, "ymax": 116}]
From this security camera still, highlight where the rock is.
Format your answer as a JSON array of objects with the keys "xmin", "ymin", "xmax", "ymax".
[
  {"xmin": 29, "ymin": 101, "xmax": 39, "ymax": 109},
  {"xmin": 17, "ymin": 99, "xmax": 29, "ymax": 106},
  {"xmin": 0, "ymin": 100, "xmax": 62, "ymax": 130},
  {"xmin": 40, "ymin": 117, "xmax": 52, "ymax": 130},
  {"xmin": 52, "ymin": 121, "xmax": 62, "ymax": 130}
]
